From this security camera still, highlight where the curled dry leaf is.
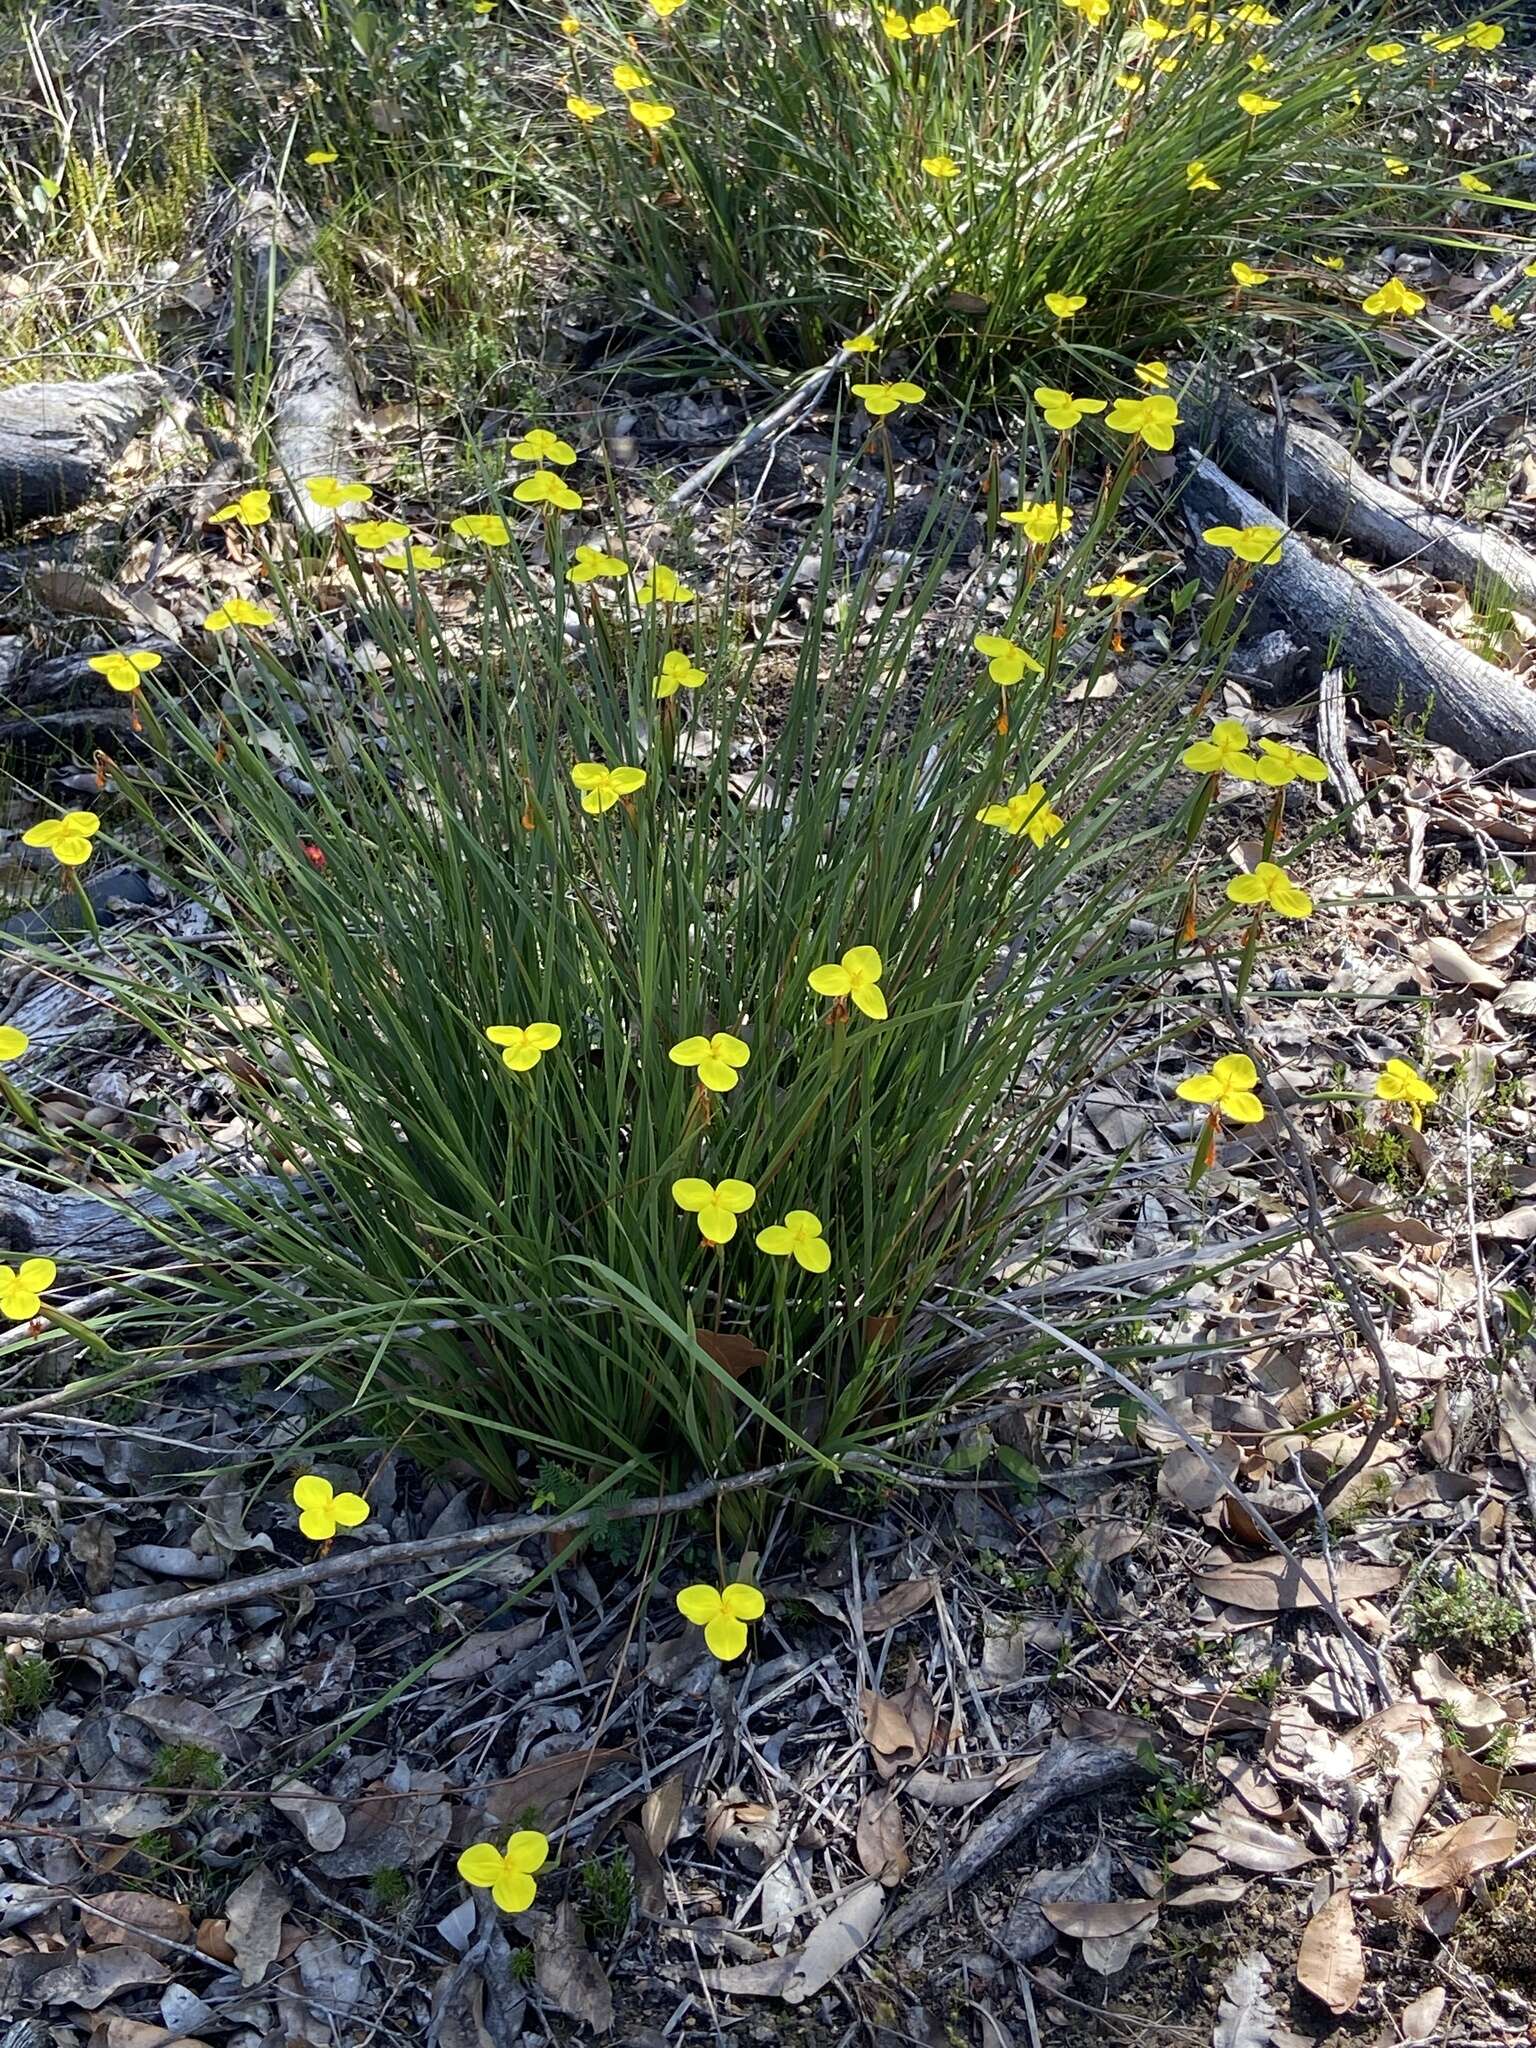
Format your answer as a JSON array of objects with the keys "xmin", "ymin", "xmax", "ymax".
[
  {"xmin": 641, "ymin": 1772, "xmax": 685, "ymax": 1858},
  {"xmin": 1418, "ymin": 934, "xmax": 1505, "ymax": 995},
  {"xmin": 859, "ymin": 1577, "xmax": 936, "ymax": 1635},
  {"xmin": 271, "ymin": 1777, "xmax": 347, "ymax": 1853},
  {"xmin": 1361, "ymin": 1701, "xmax": 1443, "ymax": 1870},
  {"xmin": 1396, "ymin": 1814, "xmax": 1517, "ymax": 1891},
  {"xmin": 223, "ymin": 1863, "xmax": 289, "ymax": 1989},
  {"xmin": 1296, "ymin": 1888, "xmax": 1365, "ymax": 2015},
  {"xmin": 1399, "ymin": 1984, "xmax": 1447, "ymax": 2043},
  {"xmin": 1189, "ymin": 1809, "xmax": 1315, "ymax": 1874},
  {"xmin": 855, "ymin": 1787, "xmax": 910, "ymax": 1887}
]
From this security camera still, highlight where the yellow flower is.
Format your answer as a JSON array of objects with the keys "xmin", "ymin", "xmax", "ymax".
[
  {"xmin": 292, "ymin": 1474, "xmax": 370, "ymax": 1541},
  {"xmin": 1085, "ymin": 573, "xmax": 1148, "ymax": 600},
  {"xmin": 809, "ymin": 944, "xmax": 887, "ymax": 1019},
  {"xmin": 1062, "ymin": 0, "xmax": 1112, "ymax": 20},
  {"xmin": 1113, "ymin": 69, "xmax": 1144, "ymax": 90},
  {"xmin": 204, "ymin": 597, "xmax": 276, "ymax": 632},
  {"xmin": 210, "ymin": 488, "xmax": 273, "ymax": 527},
  {"xmin": 457, "ymin": 1833, "xmax": 549, "ymax": 1914},
  {"xmin": 1237, "ymin": 88, "xmax": 1282, "ymax": 115},
  {"xmin": 1186, "ymin": 11, "xmax": 1225, "ymax": 39},
  {"xmin": 88, "ymin": 649, "xmax": 162, "ymax": 693},
  {"xmin": 612, "ymin": 60, "xmax": 651, "ymax": 89},
  {"xmin": 1033, "ymin": 386, "xmax": 1106, "ymax": 431},
  {"xmin": 1044, "ymin": 290, "xmax": 1086, "ymax": 319},
  {"xmin": 1366, "ymin": 38, "xmax": 1406, "ymax": 60},
  {"xmin": 1458, "ymin": 170, "xmax": 1492, "ymax": 194},
  {"xmin": 513, "ymin": 470, "xmax": 584, "ymax": 510},
  {"xmin": 1227, "ymin": 859, "xmax": 1313, "ymax": 919},
  {"xmin": 1421, "ymin": 25, "xmax": 1464, "ymax": 48},
  {"xmin": 973, "ymin": 633, "xmax": 1044, "ymax": 685},
  {"xmin": 1186, "ymin": 159, "xmax": 1220, "ymax": 193},
  {"xmin": 1180, "ymin": 718, "xmax": 1255, "ymax": 777},
  {"xmin": 881, "ymin": 8, "xmax": 912, "ymax": 39},
  {"xmin": 1361, "ymin": 276, "xmax": 1425, "ymax": 317},
  {"xmin": 1156, "ymin": 52, "xmax": 1182, "ymax": 70},
  {"xmin": 670, "ymin": 1030, "xmax": 750, "ymax": 1091},
  {"xmin": 1245, "ymin": 49, "xmax": 1273, "ymax": 69},
  {"xmin": 1375, "ymin": 1057, "xmax": 1438, "ymax": 1129},
  {"xmin": 676, "ymin": 1582, "xmax": 765, "ymax": 1660},
  {"xmin": 305, "ymin": 149, "xmax": 338, "ymax": 165},
  {"xmin": 655, "ymin": 650, "xmax": 707, "ymax": 698},
  {"xmin": 1134, "ymin": 358, "xmax": 1169, "ymax": 388},
  {"xmin": 845, "ymin": 332, "xmax": 879, "ymax": 353},
  {"xmin": 376, "ymin": 544, "xmax": 445, "ymax": 572},
  {"xmin": 1491, "ymin": 303, "xmax": 1516, "ymax": 331},
  {"xmin": 850, "ymin": 379, "xmax": 926, "ymax": 416},
  {"xmin": 1384, "ymin": 155, "xmax": 1409, "ymax": 177},
  {"xmin": 629, "ymin": 99, "xmax": 677, "ymax": 130},
  {"xmin": 921, "ymin": 154, "xmax": 960, "ymax": 179},
  {"xmin": 571, "ymin": 761, "xmax": 647, "ymax": 813},
  {"xmin": 345, "ymin": 518, "xmax": 411, "ymax": 550},
  {"xmin": 1230, "ymin": 260, "xmax": 1270, "ymax": 288},
  {"xmin": 1202, "ymin": 521, "xmax": 1283, "ymax": 563},
  {"xmin": 561, "ymin": 13, "xmax": 582, "ymax": 31},
  {"xmin": 485, "ymin": 1021, "xmax": 562, "ymax": 1072},
  {"xmin": 0, "ymin": 1258, "xmax": 55, "ymax": 1322},
  {"xmin": 451, "ymin": 512, "xmax": 512, "ymax": 546},
  {"xmin": 1140, "ymin": 14, "xmax": 1172, "ymax": 36},
  {"xmin": 672, "ymin": 1177, "xmax": 757, "ymax": 1246},
  {"xmin": 0, "ymin": 1026, "xmax": 29, "ymax": 1062},
  {"xmin": 24, "ymin": 810, "xmax": 100, "ymax": 867},
  {"xmin": 1249, "ymin": 736, "xmax": 1327, "ymax": 786},
  {"xmin": 756, "ymin": 1209, "xmax": 831, "ymax": 1273},
  {"xmin": 512, "ymin": 427, "xmax": 577, "ymax": 466},
  {"xmin": 1104, "ymin": 393, "xmax": 1180, "ymax": 451},
  {"xmin": 1317, "ymin": 253, "xmax": 1346, "ymax": 269},
  {"xmin": 911, "ymin": 3, "xmax": 958, "ymax": 31},
  {"xmin": 637, "ymin": 564, "xmax": 695, "ymax": 605},
  {"xmin": 1002, "ymin": 502, "xmax": 1073, "ymax": 546},
  {"xmin": 567, "ymin": 94, "xmax": 605, "ymax": 121},
  {"xmin": 1464, "ymin": 19, "xmax": 1504, "ymax": 48},
  {"xmin": 1230, "ymin": 1, "xmax": 1279, "ymax": 19},
  {"xmin": 976, "ymin": 783, "xmax": 1064, "ymax": 845},
  {"xmin": 1175, "ymin": 1051, "xmax": 1264, "ymax": 1125},
  {"xmin": 305, "ymin": 475, "xmax": 372, "ymax": 508},
  {"xmin": 649, "ymin": 0, "xmax": 687, "ymax": 13},
  {"xmin": 569, "ymin": 543, "xmax": 628, "ymax": 582}
]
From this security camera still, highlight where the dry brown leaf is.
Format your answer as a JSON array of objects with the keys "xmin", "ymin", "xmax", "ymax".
[
  {"xmin": 854, "ymin": 1788, "xmax": 910, "ymax": 1887},
  {"xmin": 694, "ymin": 1329, "xmax": 767, "ymax": 1378},
  {"xmin": 1482, "ymin": 1204, "xmax": 1536, "ymax": 1243},
  {"xmin": 41, "ymin": 1949, "xmax": 172, "ymax": 2012},
  {"xmin": 782, "ymin": 1882, "xmax": 885, "ymax": 2003},
  {"xmin": 1039, "ymin": 1898, "xmax": 1158, "ymax": 1939},
  {"xmin": 100, "ymin": 2022, "xmax": 212, "ymax": 2048},
  {"xmin": 195, "ymin": 1917, "xmax": 235, "ymax": 1964},
  {"xmin": 79, "ymin": 1891, "xmax": 191, "ymax": 1958},
  {"xmin": 1396, "ymin": 1814, "xmax": 1517, "ymax": 1890},
  {"xmin": 860, "ymin": 1577, "xmax": 936, "ymax": 1635},
  {"xmin": 1419, "ymin": 934, "xmax": 1504, "ymax": 994},
  {"xmin": 1189, "ymin": 1811, "xmax": 1315, "ymax": 1873},
  {"xmin": 533, "ymin": 1901, "xmax": 614, "ymax": 2033},
  {"xmin": 271, "ymin": 1778, "xmax": 347, "ymax": 1853},
  {"xmin": 223, "ymin": 1864, "xmax": 289, "ymax": 1988},
  {"xmin": 641, "ymin": 1774, "xmax": 685, "ymax": 1858},
  {"xmin": 1362, "ymin": 1701, "xmax": 1443, "ymax": 1869},
  {"xmin": 1194, "ymin": 1555, "xmax": 1400, "ymax": 1612},
  {"xmin": 483, "ymin": 1746, "xmax": 632, "ymax": 1831},
  {"xmin": 1399, "ymin": 1985, "xmax": 1447, "ymax": 2043},
  {"xmin": 1296, "ymin": 1889, "xmax": 1364, "ymax": 2014}
]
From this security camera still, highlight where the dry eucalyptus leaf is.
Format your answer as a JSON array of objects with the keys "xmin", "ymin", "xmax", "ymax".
[
  {"xmin": 1418, "ymin": 934, "xmax": 1504, "ymax": 994},
  {"xmin": 1212, "ymin": 1950, "xmax": 1312, "ymax": 2048},
  {"xmin": 41, "ymin": 1947, "xmax": 172, "ymax": 2011},
  {"xmin": 1362, "ymin": 1700, "xmax": 1443, "ymax": 1869},
  {"xmin": 1296, "ymin": 1888, "xmax": 1365, "ymax": 2014},
  {"xmin": 1396, "ymin": 1814, "xmax": 1517, "ymax": 1890},
  {"xmin": 1194, "ymin": 1555, "xmax": 1399, "ymax": 1612},
  {"xmin": 782, "ymin": 1881, "xmax": 884, "ymax": 2004},
  {"xmin": 860, "ymin": 1577, "xmax": 936, "ymax": 1635},
  {"xmin": 223, "ymin": 1864, "xmax": 289, "ymax": 1988},
  {"xmin": 1189, "ymin": 1811, "xmax": 1315, "ymax": 1874},
  {"xmin": 1039, "ymin": 1897, "xmax": 1158, "ymax": 1939},
  {"xmin": 860, "ymin": 1688, "xmax": 924, "ymax": 1771},
  {"xmin": 79, "ymin": 1890, "xmax": 191, "ymax": 1958},
  {"xmin": 271, "ymin": 1778, "xmax": 347, "ymax": 1853},
  {"xmin": 1399, "ymin": 1985, "xmax": 1447, "ymax": 2043},
  {"xmin": 854, "ymin": 1788, "xmax": 910, "ymax": 1888},
  {"xmin": 641, "ymin": 1774, "xmax": 685, "ymax": 1858},
  {"xmin": 533, "ymin": 1902, "xmax": 614, "ymax": 2034}
]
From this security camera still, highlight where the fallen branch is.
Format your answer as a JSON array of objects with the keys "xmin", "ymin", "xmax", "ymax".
[
  {"xmin": 1188, "ymin": 378, "xmax": 1536, "ymax": 612},
  {"xmin": 876, "ymin": 1739, "xmax": 1148, "ymax": 1949},
  {"xmin": 0, "ymin": 374, "xmax": 164, "ymax": 536},
  {"xmin": 1180, "ymin": 455, "xmax": 1536, "ymax": 773}
]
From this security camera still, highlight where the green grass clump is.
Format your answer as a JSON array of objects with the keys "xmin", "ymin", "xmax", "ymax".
[
  {"xmin": 149, "ymin": 1743, "xmax": 226, "ymax": 1792},
  {"xmin": 0, "ymin": 1653, "xmax": 53, "ymax": 1725}
]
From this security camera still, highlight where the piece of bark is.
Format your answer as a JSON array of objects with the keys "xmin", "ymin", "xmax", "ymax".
[
  {"xmin": 0, "ymin": 374, "xmax": 164, "ymax": 535},
  {"xmin": 1180, "ymin": 456, "xmax": 1536, "ymax": 775},
  {"xmin": 1189, "ymin": 381, "xmax": 1536, "ymax": 614},
  {"xmin": 875, "ymin": 1738, "xmax": 1148, "ymax": 1950},
  {"xmin": 0, "ymin": 1167, "xmax": 297, "ymax": 1261},
  {"xmin": 1315, "ymin": 666, "xmax": 1366, "ymax": 843},
  {"xmin": 227, "ymin": 189, "xmax": 360, "ymax": 526},
  {"xmin": 1, "ymin": 865, "xmax": 160, "ymax": 940},
  {"xmin": 2, "ymin": 639, "xmax": 188, "ymax": 713}
]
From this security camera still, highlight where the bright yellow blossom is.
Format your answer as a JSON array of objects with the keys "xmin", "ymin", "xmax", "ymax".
[
  {"xmin": 1237, "ymin": 88, "xmax": 1282, "ymax": 114},
  {"xmin": 1384, "ymin": 155, "xmax": 1409, "ymax": 176},
  {"xmin": 345, "ymin": 518, "xmax": 411, "ymax": 550},
  {"xmin": 204, "ymin": 597, "xmax": 276, "ymax": 632},
  {"xmin": 1034, "ymin": 386, "xmax": 1106, "ymax": 430},
  {"xmin": 1230, "ymin": 260, "xmax": 1270, "ymax": 288},
  {"xmin": 1227, "ymin": 859, "xmax": 1313, "ymax": 919},
  {"xmin": 1362, "ymin": 276, "xmax": 1425, "ymax": 317},
  {"xmin": 304, "ymin": 475, "xmax": 372, "ymax": 509},
  {"xmin": 1180, "ymin": 718, "xmax": 1256, "ymax": 777},
  {"xmin": 513, "ymin": 470, "xmax": 584, "ymax": 510},
  {"xmin": 210, "ymin": 488, "xmax": 273, "ymax": 527},
  {"xmin": 305, "ymin": 149, "xmax": 338, "ymax": 165},
  {"xmin": 1203, "ymin": 521, "xmax": 1283, "ymax": 563},
  {"xmin": 511, "ymin": 428, "xmax": 577, "ymax": 465},
  {"xmin": 451, "ymin": 513, "xmax": 512, "ymax": 546},
  {"xmin": 0, "ymin": 1027, "xmax": 29, "ymax": 1062},
  {"xmin": 1317, "ymin": 253, "xmax": 1346, "ymax": 269},
  {"xmin": 881, "ymin": 8, "xmax": 912, "ymax": 38},
  {"xmin": 637, "ymin": 564, "xmax": 695, "ymax": 605},
  {"xmin": 567, "ymin": 94, "xmax": 605, "ymax": 121},
  {"xmin": 973, "ymin": 633, "xmax": 1044, "ymax": 685},
  {"xmin": 1002, "ymin": 501, "xmax": 1073, "ymax": 545},
  {"xmin": 1186, "ymin": 159, "xmax": 1220, "ymax": 192},
  {"xmin": 1245, "ymin": 49, "xmax": 1273, "ymax": 69},
  {"xmin": 1366, "ymin": 38, "xmax": 1406, "ymax": 60},
  {"xmin": 1458, "ymin": 170, "xmax": 1492, "ymax": 194},
  {"xmin": 571, "ymin": 762, "xmax": 647, "ymax": 813},
  {"xmin": 756, "ymin": 1210, "xmax": 831, "ymax": 1273},
  {"xmin": 1249, "ymin": 736, "xmax": 1327, "ymax": 785},
  {"xmin": 976, "ymin": 783, "xmax": 1064, "ymax": 845},
  {"xmin": 649, "ymin": 0, "xmax": 687, "ymax": 13},
  {"xmin": 1375, "ymin": 1057, "xmax": 1438, "ymax": 1129},
  {"xmin": 612, "ymin": 60, "xmax": 651, "ymax": 89},
  {"xmin": 629, "ymin": 99, "xmax": 676, "ymax": 130},
  {"xmin": 911, "ymin": 4, "xmax": 958, "ymax": 30},
  {"xmin": 1104, "ymin": 393, "xmax": 1180, "ymax": 451},
  {"xmin": 655, "ymin": 650, "xmax": 707, "ymax": 698},
  {"xmin": 1062, "ymin": 0, "xmax": 1112, "ymax": 20},
  {"xmin": 670, "ymin": 1030, "xmax": 750, "ymax": 1091},
  {"xmin": 1176, "ymin": 1051, "xmax": 1264, "ymax": 1125},
  {"xmin": 569, "ymin": 543, "xmax": 628, "ymax": 582},
  {"xmin": 921, "ymin": 153, "xmax": 960, "ymax": 178},
  {"xmin": 1491, "ymin": 303, "xmax": 1516, "ymax": 331},
  {"xmin": 1464, "ymin": 20, "xmax": 1504, "ymax": 48},
  {"xmin": 1134, "ymin": 359, "xmax": 1170, "ymax": 388},
  {"xmin": 0, "ymin": 1258, "xmax": 56, "ymax": 1321},
  {"xmin": 1044, "ymin": 289, "xmax": 1086, "ymax": 319},
  {"xmin": 1230, "ymin": 1, "xmax": 1279, "ymax": 19},
  {"xmin": 376, "ymin": 545, "xmax": 445, "ymax": 572},
  {"xmin": 1085, "ymin": 573, "xmax": 1148, "ymax": 600},
  {"xmin": 850, "ymin": 379, "xmax": 926, "ymax": 416},
  {"xmin": 676, "ymin": 1582, "xmax": 765, "ymax": 1659},
  {"xmin": 561, "ymin": 13, "xmax": 581, "ymax": 31},
  {"xmin": 485, "ymin": 1021, "xmax": 562, "ymax": 1072},
  {"xmin": 808, "ymin": 945, "xmax": 887, "ymax": 1019},
  {"xmin": 672, "ymin": 1177, "xmax": 756, "ymax": 1245},
  {"xmin": 457, "ymin": 1833, "xmax": 549, "ymax": 1914},
  {"xmin": 1113, "ymin": 70, "xmax": 1145, "ymax": 90},
  {"xmin": 292, "ymin": 1474, "xmax": 370, "ymax": 1540},
  {"xmin": 844, "ymin": 333, "xmax": 879, "ymax": 353},
  {"xmin": 88, "ymin": 649, "xmax": 162, "ymax": 693}
]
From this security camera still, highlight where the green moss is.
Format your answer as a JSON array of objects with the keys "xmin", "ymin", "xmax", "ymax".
[
  {"xmin": 149, "ymin": 1742, "xmax": 225, "ymax": 1792},
  {"xmin": 1408, "ymin": 1568, "xmax": 1524, "ymax": 1667}
]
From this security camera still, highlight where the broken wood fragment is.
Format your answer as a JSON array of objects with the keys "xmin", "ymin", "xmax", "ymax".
[{"xmin": 0, "ymin": 374, "xmax": 164, "ymax": 537}]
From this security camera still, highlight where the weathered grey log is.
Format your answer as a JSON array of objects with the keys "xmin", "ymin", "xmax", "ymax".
[
  {"xmin": 1189, "ymin": 381, "xmax": 1536, "ymax": 614},
  {"xmin": 0, "ymin": 1168, "xmax": 299, "ymax": 1261},
  {"xmin": 1181, "ymin": 456, "xmax": 1536, "ymax": 775},
  {"xmin": 1, "ymin": 865, "xmax": 160, "ymax": 939},
  {"xmin": 0, "ymin": 373, "xmax": 164, "ymax": 536},
  {"xmin": 1, "ymin": 637, "xmax": 186, "ymax": 712},
  {"xmin": 229, "ymin": 189, "xmax": 360, "ymax": 526}
]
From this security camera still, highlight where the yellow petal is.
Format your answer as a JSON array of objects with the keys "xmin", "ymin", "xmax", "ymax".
[
  {"xmin": 722, "ymin": 1584, "xmax": 765, "ymax": 1622},
  {"xmin": 17, "ymin": 1258, "xmax": 55, "ymax": 1291},
  {"xmin": 503, "ymin": 1830, "xmax": 550, "ymax": 1874},
  {"xmin": 292, "ymin": 1474, "xmax": 334, "ymax": 1511},
  {"xmin": 1176, "ymin": 1074, "xmax": 1223, "ymax": 1104},
  {"xmin": 457, "ymin": 1842, "xmax": 506, "ymax": 1887},
  {"xmin": 672, "ymin": 1178, "xmax": 712, "ymax": 1212},
  {"xmin": 842, "ymin": 945, "xmax": 883, "ymax": 983},
  {"xmin": 330, "ymin": 1491, "xmax": 370, "ymax": 1527},
  {"xmin": 755, "ymin": 1226, "xmax": 793, "ymax": 1256},
  {"xmin": 704, "ymin": 1613, "xmax": 749, "ymax": 1660},
  {"xmin": 851, "ymin": 984, "xmax": 888, "ymax": 1020},
  {"xmin": 491, "ymin": 1869, "xmax": 537, "ymax": 1913},
  {"xmin": 677, "ymin": 1583, "xmax": 724, "ymax": 1624},
  {"xmin": 795, "ymin": 1236, "xmax": 832, "ymax": 1273},
  {"xmin": 808, "ymin": 964, "xmax": 852, "ymax": 997}
]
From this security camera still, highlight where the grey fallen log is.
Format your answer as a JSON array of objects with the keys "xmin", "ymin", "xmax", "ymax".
[
  {"xmin": 0, "ymin": 373, "xmax": 164, "ymax": 536},
  {"xmin": 1189, "ymin": 380, "xmax": 1536, "ymax": 615},
  {"xmin": 229, "ymin": 188, "xmax": 360, "ymax": 526},
  {"xmin": 1181, "ymin": 456, "xmax": 1536, "ymax": 776},
  {"xmin": 0, "ymin": 1167, "xmax": 302, "ymax": 1262}
]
